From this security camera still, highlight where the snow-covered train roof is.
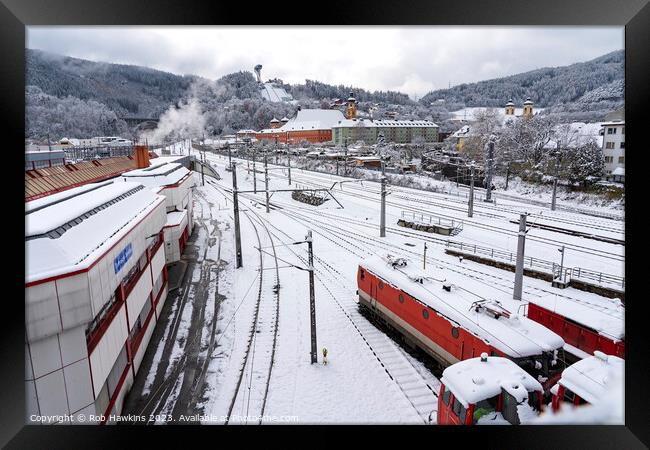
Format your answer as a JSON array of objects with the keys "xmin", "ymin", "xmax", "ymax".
[
  {"xmin": 360, "ymin": 255, "xmax": 565, "ymax": 358},
  {"xmin": 441, "ymin": 355, "xmax": 543, "ymax": 407},
  {"xmin": 557, "ymin": 351, "xmax": 623, "ymax": 405},
  {"xmin": 121, "ymin": 162, "xmax": 190, "ymax": 187},
  {"xmin": 26, "ymin": 181, "xmax": 165, "ymax": 282},
  {"xmin": 530, "ymin": 294, "xmax": 624, "ymax": 341}
]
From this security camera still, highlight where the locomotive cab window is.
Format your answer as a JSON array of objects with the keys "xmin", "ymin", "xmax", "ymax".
[
  {"xmin": 472, "ymin": 396, "xmax": 498, "ymax": 424},
  {"xmin": 452, "ymin": 397, "xmax": 466, "ymax": 420},
  {"xmin": 399, "ymin": 293, "xmax": 404, "ymax": 303},
  {"xmin": 442, "ymin": 385, "xmax": 451, "ymax": 405},
  {"xmin": 360, "ymin": 269, "xmax": 365, "ymax": 280},
  {"xmin": 422, "ymin": 309, "xmax": 429, "ymax": 319},
  {"xmin": 378, "ymin": 281, "xmax": 384, "ymax": 289},
  {"xmin": 451, "ymin": 327, "xmax": 459, "ymax": 338}
]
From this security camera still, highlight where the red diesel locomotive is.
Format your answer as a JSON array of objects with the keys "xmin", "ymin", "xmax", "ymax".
[{"xmin": 357, "ymin": 255, "xmax": 566, "ymax": 384}]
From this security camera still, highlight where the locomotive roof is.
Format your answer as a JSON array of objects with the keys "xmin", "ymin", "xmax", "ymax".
[
  {"xmin": 360, "ymin": 255, "xmax": 565, "ymax": 358},
  {"xmin": 441, "ymin": 356, "xmax": 543, "ymax": 407},
  {"xmin": 558, "ymin": 351, "xmax": 624, "ymax": 405}
]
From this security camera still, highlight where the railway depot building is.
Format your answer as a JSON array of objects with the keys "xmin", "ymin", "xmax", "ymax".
[
  {"xmin": 25, "ymin": 181, "xmax": 170, "ymax": 423},
  {"xmin": 25, "ymin": 148, "xmax": 196, "ymax": 424},
  {"xmin": 331, "ymin": 118, "xmax": 439, "ymax": 145},
  {"xmin": 120, "ymin": 160, "xmax": 195, "ymax": 264}
]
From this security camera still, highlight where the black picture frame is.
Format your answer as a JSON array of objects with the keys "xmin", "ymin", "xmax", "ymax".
[{"xmin": 2, "ymin": 0, "xmax": 647, "ymax": 448}]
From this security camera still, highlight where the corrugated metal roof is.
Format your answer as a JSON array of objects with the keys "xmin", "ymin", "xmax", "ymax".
[{"xmin": 24, "ymin": 155, "xmax": 157, "ymax": 202}]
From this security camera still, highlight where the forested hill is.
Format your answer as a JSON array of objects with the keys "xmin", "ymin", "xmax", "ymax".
[
  {"xmin": 26, "ymin": 49, "xmax": 413, "ymax": 118},
  {"xmin": 26, "ymin": 49, "xmax": 197, "ymax": 119},
  {"xmin": 419, "ymin": 50, "xmax": 624, "ymax": 108}
]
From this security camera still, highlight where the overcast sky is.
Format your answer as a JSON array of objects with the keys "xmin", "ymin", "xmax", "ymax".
[{"xmin": 27, "ymin": 26, "xmax": 623, "ymax": 99}]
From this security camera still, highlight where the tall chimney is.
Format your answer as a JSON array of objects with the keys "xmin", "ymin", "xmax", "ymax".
[{"xmin": 135, "ymin": 144, "xmax": 150, "ymax": 169}]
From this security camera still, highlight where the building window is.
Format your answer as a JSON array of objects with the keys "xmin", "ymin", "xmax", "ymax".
[
  {"xmin": 605, "ymin": 142, "xmax": 615, "ymax": 149},
  {"xmin": 618, "ymin": 156, "xmax": 625, "ymax": 164},
  {"xmin": 620, "ymin": 142, "xmax": 625, "ymax": 149},
  {"xmin": 608, "ymin": 128, "xmax": 616, "ymax": 135},
  {"xmin": 622, "ymin": 127, "xmax": 625, "ymax": 135}
]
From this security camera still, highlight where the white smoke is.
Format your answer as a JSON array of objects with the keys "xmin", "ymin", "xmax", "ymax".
[{"xmin": 141, "ymin": 96, "xmax": 206, "ymax": 143}]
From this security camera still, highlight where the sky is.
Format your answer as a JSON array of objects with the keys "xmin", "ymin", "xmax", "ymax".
[{"xmin": 27, "ymin": 26, "xmax": 623, "ymax": 99}]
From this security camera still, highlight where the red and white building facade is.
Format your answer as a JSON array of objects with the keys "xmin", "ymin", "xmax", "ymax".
[
  {"xmin": 120, "ymin": 158, "xmax": 195, "ymax": 264},
  {"xmin": 25, "ymin": 154, "xmax": 197, "ymax": 424},
  {"xmin": 25, "ymin": 181, "xmax": 170, "ymax": 424}
]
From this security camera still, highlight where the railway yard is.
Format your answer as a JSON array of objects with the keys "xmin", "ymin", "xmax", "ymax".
[{"xmin": 122, "ymin": 147, "xmax": 624, "ymax": 424}]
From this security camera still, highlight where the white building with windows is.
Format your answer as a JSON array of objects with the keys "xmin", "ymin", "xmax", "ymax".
[
  {"xmin": 601, "ymin": 121, "xmax": 625, "ymax": 182},
  {"xmin": 120, "ymin": 158, "xmax": 195, "ymax": 264},
  {"xmin": 25, "ymin": 182, "xmax": 169, "ymax": 424}
]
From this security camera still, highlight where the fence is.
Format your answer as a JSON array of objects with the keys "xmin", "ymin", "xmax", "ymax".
[
  {"xmin": 401, "ymin": 211, "xmax": 462, "ymax": 229},
  {"xmin": 445, "ymin": 240, "xmax": 625, "ymax": 290}
]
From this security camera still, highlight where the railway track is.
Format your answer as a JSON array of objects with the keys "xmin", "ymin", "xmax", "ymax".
[
  {"xmin": 266, "ymin": 202, "xmax": 623, "ymax": 326},
  {"xmin": 225, "ymin": 209, "xmax": 280, "ymax": 424},
  {"xmin": 207, "ymin": 178, "xmax": 440, "ymax": 423},
  {"xmin": 258, "ymin": 167, "xmax": 624, "ymax": 261},
  {"xmin": 132, "ymin": 191, "xmax": 222, "ymax": 423},
  {"xmin": 236, "ymin": 159, "xmax": 624, "ymax": 232}
]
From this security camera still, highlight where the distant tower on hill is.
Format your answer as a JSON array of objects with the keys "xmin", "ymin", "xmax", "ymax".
[
  {"xmin": 505, "ymin": 99, "xmax": 515, "ymax": 116},
  {"xmin": 270, "ymin": 117, "xmax": 281, "ymax": 129},
  {"xmin": 345, "ymin": 92, "xmax": 358, "ymax": 119},
  {"xmin": 522, "ymin": 97, "xmax": 534, "ymax": 118},
  {"xmin": 254, "ymin": 64, "xmax": 263, "ymax": 83}
]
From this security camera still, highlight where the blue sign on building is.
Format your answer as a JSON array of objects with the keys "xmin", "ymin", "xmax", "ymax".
[{"xmin": 113, "ymin": 243, "xmax": 133, "ymax": 274}]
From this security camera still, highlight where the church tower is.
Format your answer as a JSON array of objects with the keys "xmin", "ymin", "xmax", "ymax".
[
  {"xmin": 345, "ymin": 92, "xmax": 358, "ymax": 119},
  {"xmin": 522, "ymin": 97, "xmax": 534, "ymax": 118},
  {"xmin": 505, "ymin": 99, "xmax": 515, "ymax": 116}
]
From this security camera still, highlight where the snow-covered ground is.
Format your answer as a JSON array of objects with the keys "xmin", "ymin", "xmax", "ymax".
[{"xmin": 135, "ymin": 145, "xmax": 624, "ymax": 424}]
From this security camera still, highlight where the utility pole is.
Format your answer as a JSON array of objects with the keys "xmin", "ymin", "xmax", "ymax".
[
  {"xmin": 513, "ymin": 213, "xmax": 528, "ymax": 301},
  {"xmin": 423, "ymin": 242, "xmax": 427, "ymax": 270},
  {"xmin": 275, "ymin": 136, "xmax": 278, "ymax": 165},
  {"xmin": 380, "ymin": 176, "xmax": 387, "ymax": 237},
  {"xmin": 558, "ymin": 245, "xmax": 566, "ymax": 282},
  {"xmin": 306, "ymin": 231, "xmax": 318, "ymax": 364},
  {"xmin": 344, "ymin": 137, "xmax": 349, "ymax": 176},
  {"xmin": 232, "ymin": 162, "xmax": 243, "ymax": 268},
  {"xmin": 505, "ymin": 161, "xmax": 511, "ymax": 190},
  {"xmin": 468, "ymin": 163, "xmax": 475, "ymax": 218},
  {"xmin": 456, "ymin": 166, "xmax": 459, "ymax": 188},
  {"xmin": 227, "ymin": 144, "xmax": 232, "ymax": 169},
  {"xmin": 336, "ymin": 152, "xmax": 339, "ymax": 176},
  {"xmin": 200, "ymin": 133, "xmax": 205, "ymax": 186},
  {"xmin": 288, "ymin": 150, "xmax": 292, "ymax": 185},
  {"xmin": 201, "ymin": 149, "xmax": 205, "ymax": 186},
  {"xmin": 484, "ymin": 139, "xmax": 494, "ymax": 203},
  {"xmin": 551, "ymin": 147, "xmax": 561, "ymax": 211},
  {"xmin": 253, "ymin": 145, "xmax": 257, "ymax": 194},
  {"xmin": 264, "ymin": 152, "xmax": 270, "ymax": 213}
]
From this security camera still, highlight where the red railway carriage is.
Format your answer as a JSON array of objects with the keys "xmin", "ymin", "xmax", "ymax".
[
  {"xmin": 527, "ymin": 303, "xmax": 624, "ymax": 360},
  {"xmin": 357, "ymin": 255, "xmax": 566, "ymax": 384}
]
